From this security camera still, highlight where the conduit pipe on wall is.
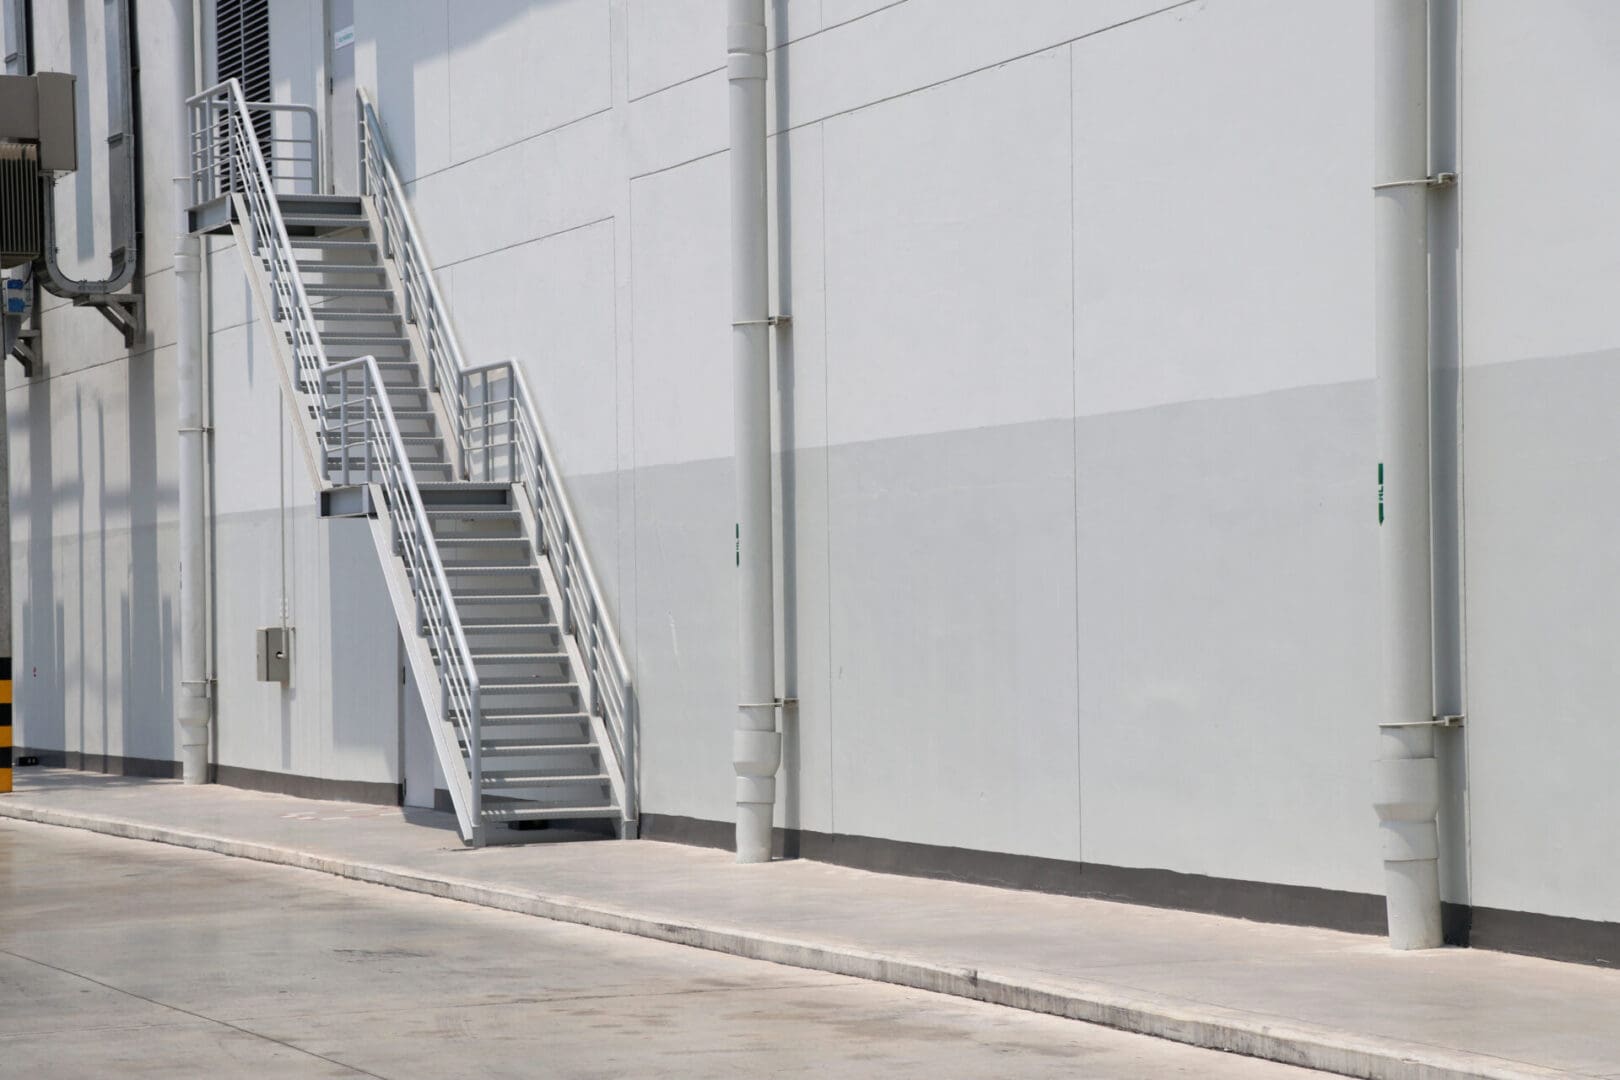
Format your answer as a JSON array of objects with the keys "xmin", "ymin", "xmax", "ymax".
[
  {"xmin": 40, "ymin": 0, "xmax": 140, "ymax": 298},
  {"xmin": 728, "ymin": 0, "xmax": 781, "ymax": 864},
  {"xmin": 174, "ymin": 0, "xmax": 209, "ymax": 784},
  {"xmin": 1371, "ymin": 0, "xmax": 1443, "ymax": 950}
]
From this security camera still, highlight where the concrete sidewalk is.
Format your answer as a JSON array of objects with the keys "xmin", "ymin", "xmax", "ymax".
[{"xmin": 0, "ymin": 771, "xmax": 1613, "ymax": 1080}]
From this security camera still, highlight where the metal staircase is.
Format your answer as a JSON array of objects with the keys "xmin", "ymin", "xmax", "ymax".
[{"xmin": 185, "ymin": 80, "xmax": 636, "ymax": 845}]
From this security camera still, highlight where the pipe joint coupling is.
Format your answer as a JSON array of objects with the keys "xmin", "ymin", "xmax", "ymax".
[
  {"xmin": 727, "ymin": 51, "xmax": 767, "ymax": 81},
  {"xmin": 733, "ymin": 729, "xmax": 781, "ymax": 777},
  {"xmin": 735, "ymin": 774, "xmax": 775, "ymax": 805},
  {"xmin": 1372, "ymin": 755, "xmax": 1439, "ymax": 823}
]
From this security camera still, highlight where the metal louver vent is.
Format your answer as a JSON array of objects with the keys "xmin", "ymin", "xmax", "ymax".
[
  {"xmin": 214, "ymin": 0, "xmax": 271, "ymax": 167},
  {"xmin": 0, "ymin": 141, "xmax": 40, "ymax": 268}
]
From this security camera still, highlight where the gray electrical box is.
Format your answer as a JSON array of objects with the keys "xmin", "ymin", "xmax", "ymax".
[
  {"xmin": 0, "ymin": 72, "xmax": 77, "ymax": 172},
  {"xmin": 256, "ymin": 626, "xmax": 292, "ymax": 684}
]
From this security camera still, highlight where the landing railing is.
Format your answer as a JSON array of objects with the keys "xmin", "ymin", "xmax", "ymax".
[
  {"xmin": 186, "ymin": 81, "xmax": 328, "ymax": 401},
  {"xmin": 188, "ymin": 80, "xmax": 487, "ymax": 844},
  {"xmin": 358, "ymin": 88, "xmax": 638, "ymax": 828}
]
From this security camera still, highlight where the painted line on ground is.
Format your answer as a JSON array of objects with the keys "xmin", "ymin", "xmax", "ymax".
[{"xmin": 0, "ymin": 801, "xmax": 1589, "ymax": 1080}]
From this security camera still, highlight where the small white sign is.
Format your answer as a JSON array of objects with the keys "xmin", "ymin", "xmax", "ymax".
[{"xmin": 333, "ymin": 25, "xmax": 355, "ymax": 50}]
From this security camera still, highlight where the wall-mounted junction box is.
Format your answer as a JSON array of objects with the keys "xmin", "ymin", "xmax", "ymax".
[{"xmin": 256, "ymin": 626, "xmax": 292, "ymax": 684}]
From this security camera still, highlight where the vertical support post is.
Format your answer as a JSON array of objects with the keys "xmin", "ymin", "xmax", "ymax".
[
  {"xmin": 729, "ymin": 0, "xmax": 780, "ymax": 864},
  {"xmin": 1372, "ymin": 0, "xmax": 1443, "ymax": 950}
]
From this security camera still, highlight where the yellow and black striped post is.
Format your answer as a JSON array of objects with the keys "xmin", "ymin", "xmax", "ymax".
[{"xmin": 0, "ymin": 658, "xmax": 11, "ymax": 792}]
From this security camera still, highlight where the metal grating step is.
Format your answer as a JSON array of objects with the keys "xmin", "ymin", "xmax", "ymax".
[
  {"xmin": 296, "ymin": 261, "xmax": 385, "ymax": 275},
  {"xmin": 480, "ymin": 805, "xmax": 618, "ymax": 821},
  {"xmin": 482, "ymin": 773, "xmax": 610, "ymax": 789},
  {"xmin": 287, "ymin": 237, "xmax": 377, "ymax": 250},
  {"xmin": 305, "ymin": 284, "xmax": 392, "ymax": 298},
  {"xmin": 280, "ymin": 213, "xmax": 370, "ymax": 228}
]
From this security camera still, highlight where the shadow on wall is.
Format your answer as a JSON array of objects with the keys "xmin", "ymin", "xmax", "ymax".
[
  {"xmin": 67, "ymin": 0, "xmax": 95, "ymax": 263},
  {"xmin": 21, "ymin": 369, "xmax": 63, "ymax": 752},
  {"xmin": 771, "ymin": 0, "xmax": 802, "ymax": 844},
  {"xmin": 15, "ymin": 348, "xmax": 175, "ymax": 763},
  {"xmin": 123, "ymin": 344, "xmax": 175, "ymax": 762}
]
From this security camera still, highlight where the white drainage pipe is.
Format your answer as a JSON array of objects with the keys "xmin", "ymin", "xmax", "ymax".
[
  {"xmin": 1371, "ymin": 0, "xmax": 1443, "ymax": 950},
  {"xmin": 728, "ymin": 0, "xmax": 780, "ymax": 864},
  {"xmin": 174, "ymin": 0, "xmax": 210, "ymax": 784}
]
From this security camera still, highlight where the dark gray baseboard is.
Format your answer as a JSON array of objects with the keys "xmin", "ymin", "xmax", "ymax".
[
  {"xmin": 639, "ymin": 813, "xmax": 1620, "ymax": 968},
  {"xmin": 17, "ymin": 747, "xmax": 401, "ymax": 807},
  {"xmin": 18, "ymin": 747, "xmax": 181, "ymax": 779},
  {"xmin": 213, "ymin": 764, "xmax": 400, "ymax": 806}
]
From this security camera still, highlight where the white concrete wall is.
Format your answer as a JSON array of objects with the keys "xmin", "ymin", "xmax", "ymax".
[
  {"xmin": 1458, "ymin": 0, "xmax": 1620, "ymax": 924},
  {"xmin": 353, "ymin": 0, "xmax": 1387, "ymax": 889},
  {"xmin": 10, "ymin": 0, "xmax": 1620, "ymax": 929},
  {"xmin": 6, "ymin": 1, "xmax": 401, "ymax": 787}
]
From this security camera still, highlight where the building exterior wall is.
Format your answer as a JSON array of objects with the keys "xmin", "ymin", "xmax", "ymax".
[{"xmin": 6, "ymin": 0, "xmax": 1620, "ymax": 944}]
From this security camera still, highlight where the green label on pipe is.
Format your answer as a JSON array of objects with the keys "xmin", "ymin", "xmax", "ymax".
[{"xmin": 1377, "ymin": 463, "xmax": 1384, "ymax": 525}]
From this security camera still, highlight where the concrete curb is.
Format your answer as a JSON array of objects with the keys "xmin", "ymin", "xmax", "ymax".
[{"xmin": 0, "ymin": 802, "xmax": 1589, "ymax": 1080}]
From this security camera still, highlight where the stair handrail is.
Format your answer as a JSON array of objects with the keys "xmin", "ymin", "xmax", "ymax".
[
  {"xmin": 462, "ymin": 358, "xmax": 636, "ymax": 823},
  {"xmin": 356, "ymin": 89, "xmax": 468, "ymax": 456},
  {"xmin": 326, "ymin": 354, "xmax": 486, "ymax": 841},
  {"xmin": 186, "ymin": 80, "xmax": 330, "ymax": 408},
  {"xmin": 356, "ymin": 88, "xmax": 637, "ymax": 826}
]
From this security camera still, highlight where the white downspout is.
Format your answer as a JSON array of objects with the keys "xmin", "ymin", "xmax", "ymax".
[
  {"xmin": 1372, "ymin": 0, "xmax": 1443, "ymax": 949},
  {"xmin": 728, "ymin": 0, "xmax": 780, "ymax": 864},
  {"xmin": 175, "ymin": 0, "xmax": 210, "ymax": 783}
]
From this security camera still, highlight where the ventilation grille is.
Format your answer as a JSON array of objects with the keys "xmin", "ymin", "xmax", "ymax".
[
  {"xmin": 214, "ymin": 0, "xmax": 272, "ymax": 167},
  {"xmin": 0, "ymin": 141, "xmax": 40, "ymax": 268}
]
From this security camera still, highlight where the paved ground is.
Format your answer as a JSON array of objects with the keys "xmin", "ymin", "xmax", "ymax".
[
  {"xmin": 0, "ymin": 820, "xmax": 1323, "ymax": 1079},
  {"xmin": 2, "ymin": 772, "xmax": 1618, "ymax": 1079}
]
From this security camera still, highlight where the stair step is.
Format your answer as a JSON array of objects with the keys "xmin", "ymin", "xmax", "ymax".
[
  {"xmin": 304, "ymin": 284, "xmax": 393, "ymax": 298},
  {"xmin": 482, "ymin": 773, "xmax": 610, "ymax": 789},
  {"xmin": 479, "ymin": 805, "xmax": 618, "ymax": 821},
  {"xmin": 312, "ymin": 309, "xmax": 403, "ymax": 323},
  {"xmin": 474, "ymin": 715, "xmax": 591, "ymax": 732},
  {"xmin": 451, "ymin": 593, "xmax": 549, "ymax": 606},
  {"xmin": 296, "ymin": 261, "xmax": 385, "ymax": 275},
  {"xmin": 481, "ymin": 741, "xmax": 597, "ymax": 759},
  {"xmin": 442, "ymin": 565, "xmax": 538, "ymax": 577},
  {"xmin": 425, "ymin": 507, "xmax": 519, "ymax": 518},
  {"xmin": 479, "ymin": 679, "xmax": 580, "ymax": 694},
  {"xmin": 280, "ymin": 213, "xmax": 369, "ymax": 228},
  {"xmin": 320, "ymin": 334, "xmax": 412, "ymax": 346},
  {"xmin": 456, "ymin": 651, "xmax": 569, "ymax": 663},
  {"xmin": 288, "ymin": 237, "xmax": 377, "ymax": 250}
]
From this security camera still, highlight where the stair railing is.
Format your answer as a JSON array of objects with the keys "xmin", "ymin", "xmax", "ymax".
[
  {"xmin": 461, "ymin": 359, "xmax": 637, "ymax": 827},
  {"xmin": 187, "ymin": 80, "xmax": 329, "ymax": 404},
  {"xmin": 188, "ymin": 81, "xmax": 487, "ymax": 844},
  {"xmin": 357, "ymin": 88, "xmax": 638, "ymax": 829},
  {"xmin": 357, "ymin": 89, "xmax": 465, "ymax": 454},
  {"xmin": 327, "ymin": 355, "xmax": 486, "ymax": 842}
]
